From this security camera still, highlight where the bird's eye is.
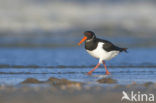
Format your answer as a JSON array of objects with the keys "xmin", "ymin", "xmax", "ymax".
[{"xmin": 86, "ymin": 33, "xmax": 91, "ymax": 36}]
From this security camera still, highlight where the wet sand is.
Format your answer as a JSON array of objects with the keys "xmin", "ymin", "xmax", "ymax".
[{"xmin": 0, "ymin": 77, "xmax": 156, "ymax": 103}]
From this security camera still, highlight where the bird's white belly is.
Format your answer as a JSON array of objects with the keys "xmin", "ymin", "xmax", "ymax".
[{"xmin": 86, "ymin": 42, "xmax": 119, "ymax": 62}]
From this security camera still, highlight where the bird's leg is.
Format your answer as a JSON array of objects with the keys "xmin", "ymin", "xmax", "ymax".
[
  {"xmin": 87, "ymin": 63, "xmax": 100, "ymax": 75},
  {"xmin": 102, "ymin": 61, "xmax": 110, "ymax": 75}
]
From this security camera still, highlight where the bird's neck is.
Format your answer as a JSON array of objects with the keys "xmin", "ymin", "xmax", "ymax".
[
  {"xmin": 85, "ymin": 38, "xmax": 97, "ymax": 51},
  {"xmin": 86, "ymin": 37, "xmax": 96, "ymax": 43}
]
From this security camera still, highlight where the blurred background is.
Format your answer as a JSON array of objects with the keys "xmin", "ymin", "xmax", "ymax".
[{"xmin": 0, "ymin": 0, "xmax": 156, "ymax": 48}]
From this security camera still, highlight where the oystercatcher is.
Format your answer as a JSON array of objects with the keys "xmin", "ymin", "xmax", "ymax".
[{"xmin": 78, "ymin": 31, "xmax": 127, "ymax": 75}]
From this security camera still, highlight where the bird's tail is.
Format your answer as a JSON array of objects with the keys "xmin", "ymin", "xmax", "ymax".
[
  {"xmin": 121, "ymin": 48, "xmax": 128, "ymax": 53},
  {"xmin": 120, "ymin": 48, "xmax": 128, "ymax": 53}
]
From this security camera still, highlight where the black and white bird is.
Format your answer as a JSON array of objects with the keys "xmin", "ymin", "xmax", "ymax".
[{"xmin": 78, "ymin": 31, "xmax": 127, "ymax": 75}]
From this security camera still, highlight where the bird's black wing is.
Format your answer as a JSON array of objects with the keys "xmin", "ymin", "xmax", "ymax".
[{"xmin": 96, "ymin": 38, "xmax": 127, "ymax": 52}]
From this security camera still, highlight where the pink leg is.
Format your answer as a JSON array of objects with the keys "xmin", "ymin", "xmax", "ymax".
[
  {"xmin": 102, "ymin": 61, "xmax": 110, "ymax": 75},
  {"xmin": 87, "ymin": 63, "xmax": 100, "ymax": 75}
]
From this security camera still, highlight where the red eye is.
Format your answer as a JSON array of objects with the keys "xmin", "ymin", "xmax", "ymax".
[{"xmin": 87, "ymin": 33, "xmax": 91, "ymax": 36}]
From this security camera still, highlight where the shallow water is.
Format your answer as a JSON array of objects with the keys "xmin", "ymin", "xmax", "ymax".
[{"xmin": 0, "ymin": 47, "xmax": 156, "ymax": 85}]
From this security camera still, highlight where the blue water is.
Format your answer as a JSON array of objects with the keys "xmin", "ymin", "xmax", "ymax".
[{"xmin": 0, "ymin": 47, "xmax": 156, "ymax": 85}]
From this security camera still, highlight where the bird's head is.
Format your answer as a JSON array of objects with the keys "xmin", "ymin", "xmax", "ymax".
[{"xmin": 78, "ymin": 31, "xmax": 96, "ymax": 46}]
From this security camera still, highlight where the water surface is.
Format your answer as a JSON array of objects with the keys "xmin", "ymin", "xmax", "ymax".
[{"xmin": 0, "ymin": 47, "xmax": 156, "ymax": 85}]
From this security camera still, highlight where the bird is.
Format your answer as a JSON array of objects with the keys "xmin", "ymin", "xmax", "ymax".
[{"xmin": 78, "ymin": 31, "xmax": 127, "ymax": 75}]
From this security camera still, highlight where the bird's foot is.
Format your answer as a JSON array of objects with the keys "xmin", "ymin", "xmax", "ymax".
[
  {"xmin": 105, "ymin": 71, "xmax": 110, "ymax": 75},
  {"xmin": 87, "ymin": 71, "xmax": 93, "ymax": 75}
]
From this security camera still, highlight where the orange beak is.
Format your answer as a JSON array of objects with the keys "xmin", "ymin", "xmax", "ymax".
[{"xmin": 78, "ymin": 36, "xmax": 87, "ymax": 46}]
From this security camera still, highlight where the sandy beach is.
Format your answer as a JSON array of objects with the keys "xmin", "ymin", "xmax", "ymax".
[
  {"xmin": 0, "ymin": 0, "xmax": 156, "ymax": 103},
  {"xmin": 0, "ymin": 77, "xmax": 156, "ymax": 103}
]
